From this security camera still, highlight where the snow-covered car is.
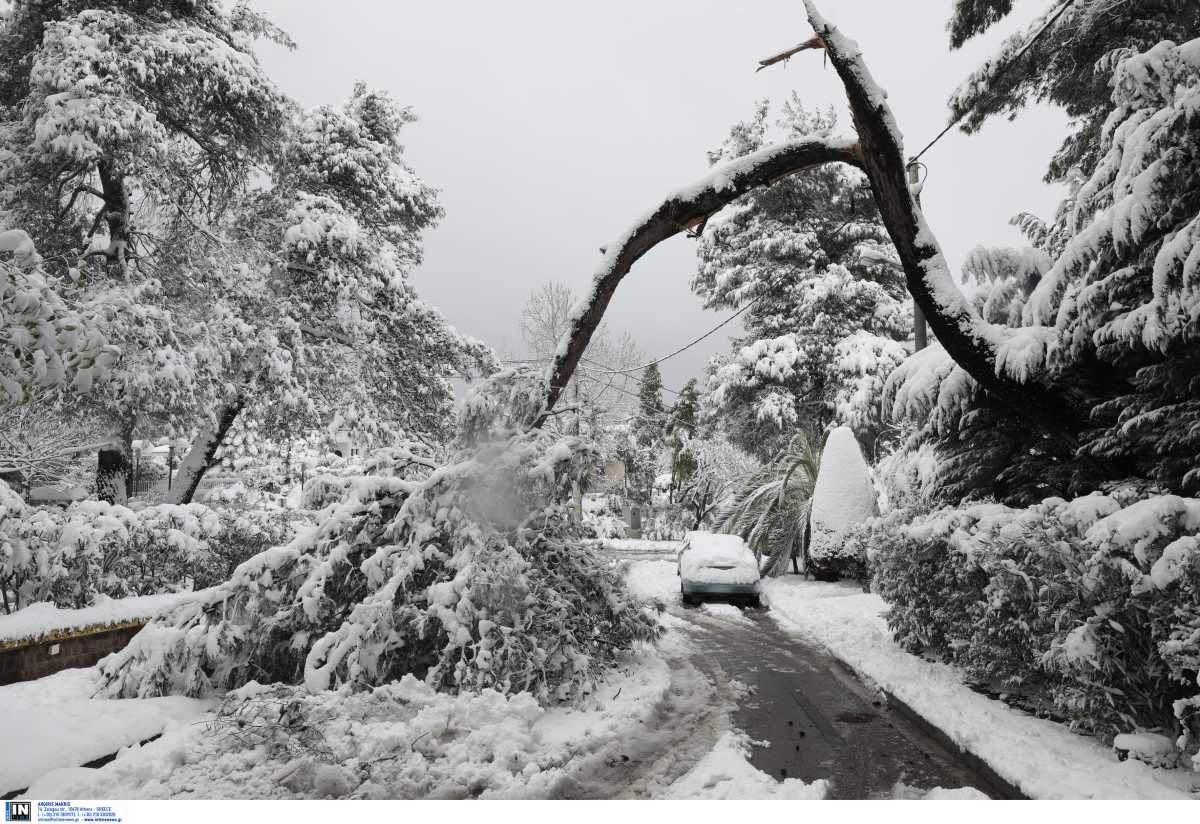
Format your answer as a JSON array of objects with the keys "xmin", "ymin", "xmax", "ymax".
[{"xmin": 677, "ymin": 531, "xmax": 761, "ymax": 607}]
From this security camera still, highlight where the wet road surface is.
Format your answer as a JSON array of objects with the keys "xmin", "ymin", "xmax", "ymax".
[
  {"xmin": 681, "ymin": 604, "xmax": 1007, "ymax": 798},
  {"xmin": 573, "ymin": 546, "xmax": 1010, "ymax": 798}
]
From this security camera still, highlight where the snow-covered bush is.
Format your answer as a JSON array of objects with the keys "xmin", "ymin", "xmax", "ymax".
[
  {"xmin": 98, "ymin": 370, "xmax": 663, "ymax": 704},
  {"xmin": 868, "ymin": 491, "xmax": 1200, "ymax": 762},
  {"xmin": 191, "ymin": 488, "xmax": 313, "ymax": 590},
  {"xmin": 581, "ymin": 494, "xmax": 626, "ymax": 540},
  {"xmin": 807, "ymin": 427, "xmax": 877, "ymax": 581},
  {"xmin": 0, "ymin": 480, "xmax": 316, "ymax": 611}
]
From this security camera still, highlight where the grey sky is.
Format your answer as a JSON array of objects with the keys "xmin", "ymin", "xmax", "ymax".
[{"xmin": 254, "ymin": 0, "xmax": 1068, "ymax": 394}]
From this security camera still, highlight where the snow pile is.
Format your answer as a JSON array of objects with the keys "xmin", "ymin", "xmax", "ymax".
[
  {"xmin": 26, "ymin": 650, "xmax": 672, "ymax": 800},
  {"xmin": 624, "ymin": 560, "xmax": 681, "ymax": 603},
  {"xmin": 764, "ymin": 578, "xmax": 1195, "ymax": 799},
  {"xmin": 666, "ymin": 731, "xmax": 827, "ymax": 799},
  {"xmin": 699, "ymin": 603, "xmax": 754, "ymax": 625},
  {"xmin": 808, "ymin": 427, "xmax": 877, "ymax": 579},
  {"xmin": 679, "ymin": 532, "xmax": 758, "ymax": 585},
  {"xmin": 0, "ymin": 668, "xmax": 212, "ymax": 795}
]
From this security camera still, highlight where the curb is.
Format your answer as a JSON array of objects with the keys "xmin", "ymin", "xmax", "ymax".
[
  {"xmin": 881, "ymin": 684, "xmax": 1027, "ymax": 800},
  {"xmin": 802, "ymin": 628, "xmax": 1030, "ymax": 799}
]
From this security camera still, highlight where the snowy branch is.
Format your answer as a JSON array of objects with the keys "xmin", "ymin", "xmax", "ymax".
[{"xmin": 538, "ymin": 137, "xmax": 861, "ymax": 422}]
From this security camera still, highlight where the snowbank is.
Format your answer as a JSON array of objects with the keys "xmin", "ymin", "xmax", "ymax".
[
  {"xmin": 0, "ymin": 667, "xmax": 212, "ymax": 794},
  {"xmin": 0, "ymin": 592, "xmax": 201, "ymax": 644},
  {"xmin": 23, "ymin": 648, "xmax": 674, "ymax": 800},
  {"xmin": 763, "ymin": 577, "xmax": 1195, "ymax": 799}
]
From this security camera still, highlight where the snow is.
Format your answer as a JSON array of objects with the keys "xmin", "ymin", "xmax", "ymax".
[
  {"xmin": 1113, "ymin": 733, "xmax": 1182, "ymax": 769},
  {"xmin": 763, "ymin": 577, "xmax": 1196, "ymax": 799},
  {"xmin": 666, "ymin": 730, "xmax": 827, "ymax": 799},
  {"xmin": 22, "ymin": 650, "xmax": 673, "ymax": 800},
  {"xmin": 625, "ymin": 559, "xmax": 681, "ymax": 602},
  {"xmin": 0, "ymin": 592, "xmax": 199, "ymax": 643},
  {"xmin": 679, "ymin": 531, "xmax": 759, "ymax": 586},
  {"xmin": 601, "ymin": 538, "xmax": 678, "ymax": 553},
  {"xmin": 700, "ymin": 602, "xmax": 754, "ymax": 624},
  {"xmin": 0, "ymin": 667, "xmax": 212, "ymax": 794}
]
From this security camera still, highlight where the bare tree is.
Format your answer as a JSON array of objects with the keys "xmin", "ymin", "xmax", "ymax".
[{"xmin": 520, "ymin": 281, "xmax": 645, "ymax": 438}]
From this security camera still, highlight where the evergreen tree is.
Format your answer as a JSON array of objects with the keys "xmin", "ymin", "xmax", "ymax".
[
  {"xmin": 947, "ymin": 0, "xmax": 1200, "ymax": 181},
  {"xmin": 623, "ymin": 363, "xmax": 664, "ymax": 507},
  {"xmin": 884, "ymin": 25, "xmax": 1200, "ymax": 503},
  {"xmin": 694, "ymin": 98, "xmax": 908, "ymax": 459},
  {"xmin": 666, "ymin": 379, "xmax": 700, "ymax": 503}
]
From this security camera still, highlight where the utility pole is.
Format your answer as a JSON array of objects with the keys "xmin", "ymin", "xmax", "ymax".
[{"xmin": 907, "ymin": 160, "xmax": 928, "ymax": 352}]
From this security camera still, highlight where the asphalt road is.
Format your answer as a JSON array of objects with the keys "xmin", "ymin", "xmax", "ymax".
[
  {"xmin": 678, "ymin": 603, "xmax": 1006, "ymax": 798},
  {"xmin": 571, "ymin": 546, "xmax": 1009, "ymax": 798}
]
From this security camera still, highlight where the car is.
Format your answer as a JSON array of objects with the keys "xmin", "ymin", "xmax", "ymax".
[{"xmin": 677, "ymin": 531, "xmax": 762, "ymax": 608}]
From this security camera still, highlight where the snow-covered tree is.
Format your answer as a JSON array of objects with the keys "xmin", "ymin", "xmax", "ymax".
[
  {"xmin": 883, "ymin": 29, "xmax": 1200, "ymax": 503},
  {"xmin": 693, "ymin": 98, "xmax": 909, "ymax": 458},
  {"xmin": 947, "ymin": 0, "xmax": 1200, "ymax": 181},
  {"xmin": 0, "ymin": 1, "xmax": 294, "ymax": 501},
  {"xmin": 0, "ymin": 400, "xmax": 101, "ymax": 493},
  {"xmin": 99, "ymin": 369, "xmax": 661, "ymax": 703}
]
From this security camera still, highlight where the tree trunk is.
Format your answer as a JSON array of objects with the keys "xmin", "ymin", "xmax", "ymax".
[
  {"xmin": 167, "ymin": 400, "xmax": 244, "ymax": 505},
  {"xmin": 801, "ymin": 1, "xmax": 1085, "ymax": 437},
  {"xmin": 96, "ymin": 419, "xmax": 133, "ymax": 505},
  {"xmin": 97, "ymin": 161, "xmax": 131, "ymax": 267}
]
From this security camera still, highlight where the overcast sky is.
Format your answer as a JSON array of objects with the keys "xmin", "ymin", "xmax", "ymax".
[{"xmin": 253, "ymin": 0, "xmax": 1068, "ymax": 394}]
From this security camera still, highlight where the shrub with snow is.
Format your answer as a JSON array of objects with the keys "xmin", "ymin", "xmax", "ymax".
[
  {"xmin": 866, "ymin": 490, "xmax": 1200, "ymax": 765},
  {"xmin": 0, "ymin": 478, "xmax": 315, "ymax": 612},
  {"xmin": 808, "ymin": 427, "xmax": 877, "ymax": 580}
]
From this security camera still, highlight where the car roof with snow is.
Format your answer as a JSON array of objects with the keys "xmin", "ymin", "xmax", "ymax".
[{"xmin": 683, "ymin": 531, "xmax": 749, "ymax": 551}]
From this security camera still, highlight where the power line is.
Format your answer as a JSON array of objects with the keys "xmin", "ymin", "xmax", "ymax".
[
  {"xmin": 578, "ymin": 299, "xmax": 759, "ymax": 376},
  {"xmin": 911, "ymin": 0, "xmax": 1073, "ymax": 163}
]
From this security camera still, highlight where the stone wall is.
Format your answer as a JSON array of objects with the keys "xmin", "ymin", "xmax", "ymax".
[{"xmin": 0, "ymin": 622, "xmax": 146, "ymax": 686}]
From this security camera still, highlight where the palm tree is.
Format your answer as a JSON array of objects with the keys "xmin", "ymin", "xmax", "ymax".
[{"xmin": 716, "ymin": 433, "xmax": 820, "ymax": 577}]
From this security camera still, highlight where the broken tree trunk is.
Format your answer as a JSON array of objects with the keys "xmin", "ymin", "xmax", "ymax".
[
  {"xmin": 797, "ymin": 0, "xmax": 1085, "ymax": 436},
  {"xmin": 167, "ymin": 399, "xmax": 244, "ymax": 505},
  {"xmin": 537, "ymin": 0, "xmax": 1086, "ymax": 445}
]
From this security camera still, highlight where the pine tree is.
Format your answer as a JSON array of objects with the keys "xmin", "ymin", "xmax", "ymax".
[
  {"xmin": 623, "ymin": 363, "xmax": 664, "ymax": 508},
  {"xmin": 666, "ymin": 379, "xmax": 700, "ymax": 503},
  {"xmin": 883, "ymin": 23, "xmax": 1200, "ymax": 502},
  {"xmin": 946, "ymin": 0, "xmax": 1200, "ymax": 181},
  {"xmin": 693, "ymin": 97, "xmax": 909, "ymax": 459}
]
